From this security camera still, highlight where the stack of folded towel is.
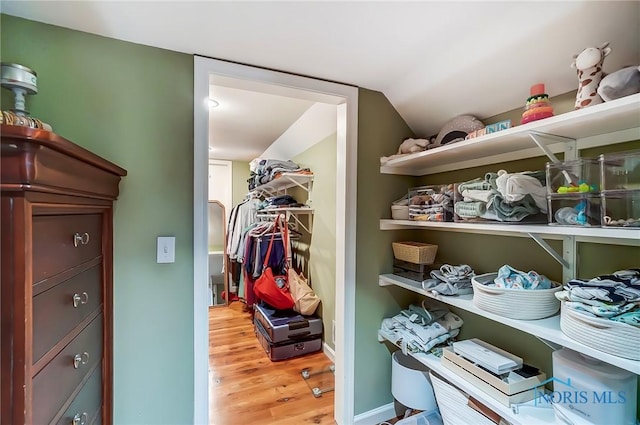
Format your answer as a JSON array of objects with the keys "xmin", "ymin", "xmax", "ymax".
[
  {"xmin": 454, "ymin": 169, "xmax": 547, "ymax": 222},
  {"xmin": 421, "ymin": 264, "xmax": 476, "ymax": 295},
  {"xmin": 555, "ymin": 269, "xmax": 640, "ymax": 326},
  {"xmin": 378, "ymin": 300, "xmax": 463, "ymax": 355}
]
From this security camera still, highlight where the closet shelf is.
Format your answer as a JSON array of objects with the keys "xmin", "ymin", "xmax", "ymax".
[
  {"xmin": 380, "ymin": 93, "xmax": 640, "ymax": 176},
  {"xmin": 378, "ymin": 335, "xmax": 554, "ymax": 425},
  {"xmin": 251, "ymin": 172, "xmax": 314, "ymax": 194},
  {"xmin": 257, "ymin": 207, "xmax": 314, "ymax": 233},
  {"xmin": 379, "ymin": 273, "xmax": 640, "ymax": 374},
  {"xmin": 380, "ymin": 219, "xmax": 640, "ymax": 245}
]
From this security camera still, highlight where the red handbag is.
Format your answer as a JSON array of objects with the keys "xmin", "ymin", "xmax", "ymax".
[{"xmin": 253, "ymin": 216, "xmax": 295, "ymax": 310}]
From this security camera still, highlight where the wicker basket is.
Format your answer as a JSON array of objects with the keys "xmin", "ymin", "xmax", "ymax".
[{"xmin": 392, "ymin": 242, "xmax": 438, "ymax": 264}]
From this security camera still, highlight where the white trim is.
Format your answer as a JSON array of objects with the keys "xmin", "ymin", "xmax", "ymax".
[
  {"xmin": 323, "ymin": 342, "xmax": 335, "ymax": 363},
  {"xmin": 194, "ymin": 55, "xmax": 358, "ymax": 425},
  {"xmin": 193, "ymin": 57, "xmax": 210, "ymax": 425},
  {"xmin": 353, "ymin": 403, "xmax": 396, "ymax": 425}
]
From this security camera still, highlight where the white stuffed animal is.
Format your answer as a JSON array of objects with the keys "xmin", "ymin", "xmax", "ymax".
[
  {"xmin": 571, "ymin": 42, "xmax": 611, "ymax": 109},
  {"xmin": 397, "ymin": 138, "xmax": 430, "ymax": 154}
]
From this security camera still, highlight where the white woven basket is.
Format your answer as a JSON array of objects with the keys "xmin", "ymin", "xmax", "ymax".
[
  {"xmin": 471, "ymin": 273, "xmax": 562, "ymax": 320},
  {"xmin": 560, "ymin": 303, "xmax": 640, "ymax": 360},
  {"xmin": 429, "ymin": 372, "xmax": 494, "ymax": 425}
]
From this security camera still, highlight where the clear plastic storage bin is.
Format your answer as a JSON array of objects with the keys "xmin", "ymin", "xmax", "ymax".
[
  {"xmin": 408, "ymin": 185, "xmax": 454, "ymax": 222},
  {"xmin": 453, "ymin": 183, "xmax": 491, "ymax": 223},
  {"xmin": 546, "ymin": 159, "xmax": 600, "ymax": 195},
  {"xmin": 601, "ymin": 190, "xmax": 640, "ymax": 228},
  {"xmin": 600, "ymin": 149, "xmax": 640, "ymax": 191},
  {"xmin": 547, "ymin": 194, "xmax": 601, "ymax": 226}
]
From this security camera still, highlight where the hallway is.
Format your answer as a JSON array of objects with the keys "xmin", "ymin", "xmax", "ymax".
[{"xmin": 208, "ymin": 302, "xmax": 335, "ymax": 424}]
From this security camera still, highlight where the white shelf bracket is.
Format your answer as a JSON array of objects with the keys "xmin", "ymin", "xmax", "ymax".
[
  {"xmin": 528, "ymin": 233, "xmax": 576, "ymax": 281},
  {"xmin": 527, "ymin": 232, "xmax": 570, "ymax": 269},
  {"xmin": 529, "ymin": 131, "xmax": 577, "ymax": 163},
  {"xmin": 287, "ymin": 211, "xmax": 313, "ymax": 234},
  {"xmin": 562, "ymin": 236, "xmax": 577, "ymax": 282}
]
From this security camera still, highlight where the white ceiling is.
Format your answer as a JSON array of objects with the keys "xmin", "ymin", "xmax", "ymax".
[
  {"xmin": 3, "ymin": 1, "xmax": 640, "ymax": 159},
  {"xmin": 207, "ymin": 81, "xmax": 314, "ymax": 161}
]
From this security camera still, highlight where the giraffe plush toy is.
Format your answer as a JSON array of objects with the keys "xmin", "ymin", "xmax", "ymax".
[{"xmin": 571, "ymin": 42, "xmax": 612, "ymax": 109}]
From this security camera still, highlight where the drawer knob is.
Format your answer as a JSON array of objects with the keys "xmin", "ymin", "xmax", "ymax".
[
  {"xmin": 72, "ymin": 412, "xmax": 88, "ymax": 425},
  {"xmin": 72, "ymin": 292, "xmax": 89, "ymax": 308},
  {"xmin": 73, "ymin": 232, "xmax": 90, "ymax": 247},
  {"xmin": 73, "ymin": 351, "xmax": 90, "ymax": 369}
]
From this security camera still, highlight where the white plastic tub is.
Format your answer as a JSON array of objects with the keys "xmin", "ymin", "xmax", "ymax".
[
  {"xmin": 391, "ymin": 351, "xmax": 437, "ymax": 411},
  {"xmin": 552, "ymin": 348, "xmax": 638, "ymax": 425}
]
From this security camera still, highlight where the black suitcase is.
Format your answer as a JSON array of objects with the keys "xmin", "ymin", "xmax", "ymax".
[
  {"xmin": 254, "ymin": 303, "xmax": 323, "ymax": 343},
  {"xmin": 254, "ymin": 318, "xmax": 322, "ymax": 361}
]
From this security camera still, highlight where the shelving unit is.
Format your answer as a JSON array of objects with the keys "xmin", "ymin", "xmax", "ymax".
[
  {"xmin": 251, "ymin": 172, "xmax": 314, "ymax": 205},
  {"xmin": 380, "ymin": 219, "xmax": 640, "ymax": 244},
  {"xmin": 381, "ymin": 93, "xmax": 640, "ymax": 176},
  {"xmin": 379, "ymin": 94, "xmax": 640, "ymax": 281},
  {"xmin": 251, "ymin": 173, "xmax": 315, "ymax": 233},
  {"xmin": 378, "ymin": 94, "xmax": 640, "ymax": 420},
  {"xmin": 379, "ymin": 273, "xmax": 639, "ymax": 374},
  {"xmin": 257, "ymin": 207, "xmax": 314, "ymax": 233},
  {"xmin": 378, "ymin": 333, "xmax": 555, "ymax": 425}
]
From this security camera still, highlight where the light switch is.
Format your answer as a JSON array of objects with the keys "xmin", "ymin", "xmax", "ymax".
[{"xmin": 157, "ymin": 236, "xmax": 176, "ymax": 263}]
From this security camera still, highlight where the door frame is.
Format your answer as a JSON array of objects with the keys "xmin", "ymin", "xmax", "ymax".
[{"xmin": 193, "ymin": 55, "xmax": 358, "ymax": 424}]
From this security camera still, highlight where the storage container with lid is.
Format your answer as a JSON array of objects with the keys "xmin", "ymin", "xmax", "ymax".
[
  {"xmin": 599, "ymin": 149, "xmax": 640, "ymax": 191},
  {"xmin": 547, "ymin": 194, "xmax": 601, "ymax": 226},
  {"xmin": 552, "ymin": 348, "xmax": 637, "ymax": 425},
  {"xmin": 546, "ymin": 159, "xmax": 600, "ymax": 195},
  {"xmin": 601, "ymin": 189, "xmax": 640, "ymax": 228}
]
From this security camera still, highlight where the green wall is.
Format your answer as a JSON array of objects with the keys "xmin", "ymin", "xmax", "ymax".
[
  {"xmin": 293, "ymin": 133, "xmax": 337, "ymax": 349},
  {"xmin": 355, "ymin": 89, "xmax": 424, "ymax": 413},
  {"xmin": 231, "ymin": 160, "xmax": 251, "ymax": 205},
  {"xmin": 1, "ymin": 15, "xmax": 195, "ymax": 424}
]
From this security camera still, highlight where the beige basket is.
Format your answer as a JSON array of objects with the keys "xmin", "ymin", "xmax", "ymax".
[{"xmin": 392, "ymin": 242, "xmax": 438, "ymax": 264}]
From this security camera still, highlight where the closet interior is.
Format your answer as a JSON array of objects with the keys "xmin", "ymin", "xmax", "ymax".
[{"xmin": 206, "ymin": 77, "xmax": 339, "ymax": 418}]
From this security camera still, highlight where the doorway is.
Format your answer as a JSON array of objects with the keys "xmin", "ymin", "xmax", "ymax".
[{"xmin": 193, "ymin": 56, "xmax": 358, "ymax": 425}]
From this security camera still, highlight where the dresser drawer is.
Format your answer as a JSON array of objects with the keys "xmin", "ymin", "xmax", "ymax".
[
  {"xmin": 54, "ymin": 363, "xmax": 102, "ymax": 425},
  {"xmin": 32, "ymin": 214, "xmax": 102, "ymax": 282},
  {"xmin": 33, "ymin": 265, "xmax": 102, "ymax": 363},
  {"xmin": 32, "ymin": 315, "xmax": 102, "ymax": 425}
]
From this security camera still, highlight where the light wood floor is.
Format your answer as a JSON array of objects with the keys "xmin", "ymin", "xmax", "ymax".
[{"xmin": 209, "ymin": 302, "xmax": 335, "ymax": 425}]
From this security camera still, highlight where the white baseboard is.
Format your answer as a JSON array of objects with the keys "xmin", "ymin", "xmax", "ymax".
[
  {"xmin": 353, "ymin": 402, "xmax": 395, "ymax": 425},
  {"xmin": 323, "ymin": 342, "xmax": 335, "ymax": 362}
]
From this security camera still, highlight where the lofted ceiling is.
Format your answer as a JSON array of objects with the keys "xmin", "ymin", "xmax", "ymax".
[
  {"xmin": 2, "ymin": 1, "xmax": 639, "ymax": 160},
  {"xmin": 207, "ymin": 79, "xmax": 315, "ymax": 161}
]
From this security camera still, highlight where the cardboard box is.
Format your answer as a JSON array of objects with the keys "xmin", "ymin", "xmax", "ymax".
[{"xmin": 442, "ymin": 346, "xmax": 546, "ymax": 406}]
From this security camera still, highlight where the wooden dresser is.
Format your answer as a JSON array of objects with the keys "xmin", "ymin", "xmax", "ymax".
[{"xmin": 1, "ymin": 125, "xmax": 126, "ymax": 425}]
